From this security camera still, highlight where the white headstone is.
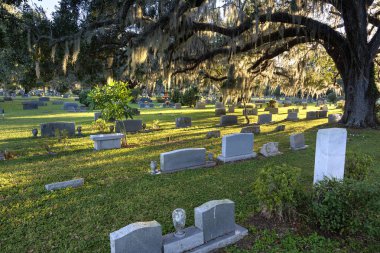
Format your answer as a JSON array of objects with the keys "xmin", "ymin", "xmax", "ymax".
[{"xmin": 313, "ymin": 128, "xmax": 347, "ymax": 184}]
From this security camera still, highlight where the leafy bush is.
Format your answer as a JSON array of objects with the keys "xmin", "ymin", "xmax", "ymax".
[
  {"xmin": 253, "ymin": 164, "xmax": 301, "ymax": 219},
  {"xmin": 267, "ymin": 99, "xmax": 278, "ymax": 108},
  {"xmin": 181, "ymin": 86, "xmax": 199, "ymax": 107},
  {"xmin": 130, "ymin": 88, "xmax": 141, "ymax": 103},
  {"xmin": 336, "ymin": 100, "xmax": 345, "ymax": 109},
  {"xmin": 327, "ymin": 92, "xmax": 338, "ymax": 103},
  {"xmin": 312, "ymin": 178, "xmax": 380, "ymax": 237},
  {"xmin": 171, "ymin": 88, "xmax": 182, "ymax": 104},
  {"xmin": 92, "ymin": 119, "xmax": 108, "ymax": 132},
  {"xmin": 79, "ymin": 90, "xmax": 92, "ymax": 107},
  {"xmin": 156, "ymin": 96, "xmax": 165, "ymax": 103},
  {"xmin": 345, "ymin": 152, "xmax": 374, "ymax": 181}
]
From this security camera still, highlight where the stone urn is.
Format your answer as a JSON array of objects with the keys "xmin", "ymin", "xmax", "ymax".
[
  {"xmin": 150, "ymin": 161, "xmax": 160, "ymax": 175},
  {"xmin": 172, "ymin": 208, "xmax": 186, "ymax": 238},
  {"xmin": 32, "ymin": 128, "xmax": 38, "ymax": 137}
]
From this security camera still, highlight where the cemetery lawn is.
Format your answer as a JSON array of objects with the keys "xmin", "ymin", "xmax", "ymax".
[{"xmin": 1, "ymin": 98, "xmax": 379, "ymax": 253}]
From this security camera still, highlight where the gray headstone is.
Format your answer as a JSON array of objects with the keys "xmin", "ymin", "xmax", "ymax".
[
  {"xmin": 215, "ymin": 102, "xmax": 224, "ymax": 109},
  {"xmin": 115, "ymin": 120, "xmax": 143, "ymax": 133},
  {"xmin": 175, "ymin": 117, "xmax": 192, "ymax": 128},
  {"xmin": 206, "ymin": 130, "xmax": 221, "ymax": 139},
  {"xmin": 287, "ymin": 112, "xmax": 299, "ymax": 121},
  {"xmin": 318, "ymin": 110, "xmax": 328, "ymax": 118},
  {"xmin": 287, "ymin": 109, "xmax": 299, "ymax": 113},
  {"xmin": 290, "ymin": 133, "xmax": 307, "ymax": 150},
  {"xmin": 268, "ymin": 108, "xmax": 279, "ymax": 114},
  {"xmin": 215, "ymin": 108, "xmax": 226, "ymax": 116},
  {"xmin": 63, "ymin": 102, "xmax": 79, "ymax": 111},
  {"xmin": 218, "ymin": 133, "xmax": 256, "ymax": 162},
  {"xmin": 227, "ymin": 106, "xmax": 235, "ymax": 113},
  {"xmin": 160, "ymin": 148, "xmax": 206, "ymax": 173},
  {"xmin": 195, "ymin": 102, "xmax": 206, "ymax": 109},
  {"xmin": 45, "ymin": 178, "xmax": 84, "ymax": 191},
  {"xmin": 40, "ymin": 122, "xmax": 75, "ymax": 137},
  {"xmin": 94, "ymin": 112, "xmax": 102, "ymax": 121},
  {"xmin": 306, "ymin": 111, "xmax": 318, "ymax": 119},
  {"xmin": 194, "ymin": 199, "xmax": 235, "ymax": 242},
  {"xmin": 22, "ymin": 102, "xmax": 38, "ymax": 110},
  {"xmin": 39, "ymin": 97, "xmax": 50, "ymax": 102},
  {"xmin": 243, "ymin": 108, "xmax": 258, "ymax": 116},
  {"xmin": 275, "ymin": 125, "xmax": 285, "ymax": 131},
  {"xmin": 258, "ymin": 114, "xmax": 272, "ymax": 124},
  {"xmin": 241, "ymin": 125, "xmax": 260, "ymax": 134},
  {"xmin": 220, "ymin": 115, "xmax": 238, "ymax": 126},
  {"xmin": 175, "ymin": 103, "xmax": 182, "ymax": 109},
  {"xmin": 110, "ymin": 221, "xmax": 162, "ymax": 253}
]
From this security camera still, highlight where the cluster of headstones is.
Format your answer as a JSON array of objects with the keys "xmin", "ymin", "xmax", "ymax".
[{"xmin": 109, "ymin": 199, "xmax": 248, "ymax": 253}]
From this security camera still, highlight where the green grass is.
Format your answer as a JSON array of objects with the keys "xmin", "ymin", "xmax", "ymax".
[{"xmin": 0, "ymin": 98, "xmax": 379, "ymax": 252}]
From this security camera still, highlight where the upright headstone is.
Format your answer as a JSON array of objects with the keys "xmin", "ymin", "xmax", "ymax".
[
  {"xmin": 287, "ymin": 112, "xmax": 299, "ymax": 121},
  {"xmin": 290, "ymin": 133, "xmax": 308, "ymax": 150},
  {"xmin": 241, "ymin": 125, "xmax": 260, "ymax": 134},
  {"xmin": 243, "ymin": 108, "xmax": 258, "ymax": 116},
  {"xmin": 94, "ymin": 112, "xmax": 102, "ymax": 121},
  {"xmin": 215, "ymin": 102, "xmax": 224, "ymax": 109},
  {"xmin": 110, "ymin": 221, "xmax": 162, "ymax": 253},
  {"xmin": 175, "ymin": 103, "xmax": 182, "ymax": 109},
  {"xmin": 215, "ymin": 108, "xmax": 226, "ymax": 116},
  {"xmin": 115, "ymin": 120, "xmax": 143, "ymax": 133},
  {"xmin": 195, "ymin": 102, "xmax": 206, "ymax": 109},
  {"xmin": 220, "ymin": 115, "xmax": 238, "ymax": 126},
  {"xmin": 175, "ymin": 117, "xmax": 191, "ymax": 128},
  {"xmin": 258, "ymin": 114, "xmax": 272, "ymax": 124},
  {"xmin": 39, "ymin": 97, "xmax": 50, "ymax": 102},
  {"xmin": 217, "ymin": 133, "xmax": 256, "ymax": 162},
  {"xmin": 268, "ymin": 108, "xmax": 279, "ymax": 114},
  {"xmin": 63, "ymin": 102, "xmax": 79, "ymax": 111},
  {"xmin": 313, "ymin": 128, "xmax": 347, "ymax": 184},
  {"xmin": 206, "ymin": 130, "xmax": 221, "ymax": 139},
  {"xmin": 40, "ymin": 122, "xmax": 76, "ymax": 137},
  {"xmin": 306, "ymin": 111, "xmax": 318, "ymax": 119},
  {"xmin": 228, "ymin": 105, "xmax": 235, "ymax": 113},
  {"xmin": 194, "ymin": 199, "xmax": 235, "ymax": 242},
  {"xmin": 318, "ymin": 110, "xmax": 328, "ymax": 118},
  {"xmin": 160, "ymin": 148, "xmax": 207, "ymax": 173},
  {"xmin": 302, "ymin": 102, "xmax": 308, "ymax": 109}
]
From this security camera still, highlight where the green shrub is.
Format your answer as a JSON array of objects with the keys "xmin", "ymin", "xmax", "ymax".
[
  {"xmin": 171, "ymin": 88, "xmax": 182, "ymax": 104},
  {"xmin": 253, "ymin": 164, "xmax": 301, "ymax": 219},
  {"xmin": 336, "ymin": 100, "xmax": 345, "ymax": 109},
  {"xmin": 181, "ymin": 86, "xmax": 199, "ymax": 107},
  {"xmin": 267, "ymin": 99, "xmax": 278, "ymax": 108},
  {"xmin": 345, "ymin": 152, "xmax": 374, "ymax": 181},
  {"xmin": 312, "ymin": 178, "xmax": 380, "ymax": 237},
  {"xmin": 156, "ymin": 96, "xmax": 165, "ymax": 103},
  {"xmin": 92, "ymin": 119, "xmax": 108, "ymax": 132},
  {"xmin": 327, "ymin": 92, "xmax": 338, "ymax": 103},
  {"xmin": 79, "ymin": 90, "xmax": 92, "ymax": 107}
]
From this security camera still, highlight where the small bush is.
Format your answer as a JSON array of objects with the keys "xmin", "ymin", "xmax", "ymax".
[
  {"xmin": 156, "ymin": 96, "xmax": 165, "ymax": 103},
  {"xmin": 267, "ymin": 99, "xmax": 278, "ymax": 108},
  {"xmin": 171, "ymin": 88, "xmax": 182, "ymax": 104},
  {"xmin": 312, "ymin": 178, "xmax": 380, "ymax": 237},
  {"xmin": 336, "ymin": 100, "xmax": 345, "ymax": 109},
  {"xmin": 345, "ymin": 152, "xmax": 374, "ymax": 181},
  {"xmin": 253, "ymin": 164, "xmax": 301, "ymax": 219},
  {"xmin": 181, "ymin": 86, "xmax": 199, "ymax": 107},
  {"xmin": 79, "ymin": 90, "xmax": 92, "ymax": 107},
  {"xmin": 92, "ymin": 119, "xmax": 108, "ymax": 132},
  {"xmin": 327, "ymin": 92, "xmax": 338, "ymax": 103}
]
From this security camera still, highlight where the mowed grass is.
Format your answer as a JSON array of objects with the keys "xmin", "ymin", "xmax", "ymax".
[{"xmin": 0, "ymin": 98, "xmax": 379, "ymax": 252}]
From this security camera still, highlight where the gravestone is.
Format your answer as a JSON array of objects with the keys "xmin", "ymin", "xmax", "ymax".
[
  {"xmin": 260, "ymin": 142, "xmax": 282, "ymax": 157},
  {"xmin": 287, "ymin": 108, "xmax": 299, "ymax": 113},
  {"xmin": 160, "ymin": 148, "xmax": 209, "ymax": 173},
  {"xmin": 313, "ymin": 128, "xmax": 347, "ymax": 184},
  {"xmin": 267, "ymin": 107, "xmax": 279, "ymax": 114},
  {"xmin": 63, "ymin": 102, "xmax": 79, "ymax": 111},
  {"xmin": 39, "ymin": 97, "xmax": 50, "ymax": 102},
  {"xmin": 175, "ymin": 117, "xmax": 191, "ymax": 128},
  {"xmin": 287, "ymin": 112, "xmax": 299, "ymax": 121},
  {"xmin": 215, "ymin": 108, "xmax": 226, "ymax": 116},
  {"xmin": 63, "ymin": 94, "xmax": 69, "ymax": 98},
  {"xmin": 194, "ymin": 199, "xmax": 235, "ymax": 242},
  {"xmin": 45, "ymin": 178, "xmax": 84, "ymax": 191},
  {"xmin": 290, "ymin": 133, "xmax": 308, "ymax": 150},
  {"xmin": 110, "ymin": 221, "xmax": 162, "ymax": 253},
  {"xmin": 220, "ymin": 115, "xmax": 238, "ymax": 126},
  {"xmin": 258, "ymin": 114, "xmax": 272, "ymax": 124},
  {"xmin": 241, "ymin": 125, "xmax": 260, "ymax": 134},
  {"xmin": 40, "ymin": 122, "xmax": 75, "ymax": 137},
  {"xmin": 228, "ymin": 105, "xmax": 235, "ymax": 113},
  {"xmin": 318, "ymin": 110, "xmax": 328, "ymax": 118},
  {"xmin": 22, "ymin": 102, "xmax": 38, "ymax": 110},
  {"xmin": 94, "ymin": 112, "xmax": 102, "ymax": 121},
  {"xmin": 115, "ymin": 120, "xmax": 143, "ymax": 133},
  {"xmin": 328, "ymin": 114, "xmax": 342, "ymax": 124},
  {"xmin": 195, "ymin": 102, "xmax": 206, "ymax": 109},
  {"xmin": 215, "ymin": 102, "xmax": 224, "ymax": 109},
  {"xmin": 283, "ymin": 100, "xmax": 292, "ymax": 107},
  {"xmin": 206, "ymin": 130, "xmax": 220, "ymax": 139},
  {"xmin": 306, "ymin": 111, "xmax": 318, "ymax": 119},
  {"xmin": 175, "ymin": 103, "xmax": 182, "ymax": 109},
  {"xmin": 243, "ymin": 108, "xmax": 258, "ymax": 116},
  {"xmin": 321, "ymin": 105, "xmax": 328, "ymax": 111},
  {"xmin": 90, "ymin": 133, "xmax": 125, "ymax": 150},
  {"xmin": 275, "ymin": 125, "xmax": 285, "ymax": 131},
  {"xmin": 4, "ymin": 97, "xmax": 13, "ymax": 101},
  {"xmin": 302, "ymin": 102, "xmax": 308, "ymax": 109},
  {"xmin": 217, "ymin": 133, "xmax": 257, "ymax": 163},
  {"xmin": 52, "ymin": 101, "xmax": 64, "ymax": 105}
]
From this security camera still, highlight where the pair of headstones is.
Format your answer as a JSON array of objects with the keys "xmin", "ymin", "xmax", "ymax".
[{"xmin": 109, "ymin": 199, "xmax": 248, "ymax": 253}]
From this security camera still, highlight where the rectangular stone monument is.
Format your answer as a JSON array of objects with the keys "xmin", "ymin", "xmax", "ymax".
[
  {"xmin": 39, "ymin": 97, "xmax": 50, "ymax": 102},
  {"xmin": 228, "ymin": 106, "xmax": 235, "ymax": 113},
  {"xmin": 313, "ymin": 128, "xmax": 347, "ymax": 184},
  {"xmin": 268, "ymin": 108, "xmax": 279, "ymax": 114},
  {"xmin": 175, "ymin": 117, "xmax": 191, "ymax": 128},
  {"xmin": 215, "ymin": 108, "xmax": 226, "ymax": 116},
  {"xmin": 215, "ymin": 102, "xmax": 224, "ymax": 109},
  {"xmin": 287, "ymin": 112, "xmax": 299, "ymax": 121},
  {"xmin": 290, "ymin": 133, "xmax": 308, "ymax": 150},
  {"xmin": 115, "ymin": 120, "xmax": 143, "ymax": 133},
  {"xmin": 90, "ymin": 133, "xmax": 125, "ymax": 150},
  {"xmin": 243, "ymin": 108, "xmax": 258, "ymax": 116},
  {"xmin": 258, "ymin": 114, "xmax": 272, "ymax": 124},
  {"xmin": 195, "ymin": 102, "xmax": 206, "ymax": 109},
  {"xmin": 217, "ymin": 133, "xmax": 257, "ymax": 163},
  {"xmin": 160, "ymin": 148, "xmax": 211, "ymax": 173},
  {"xmin": 63, "ymin": 102, "xmax": 79, "ymax": 111},
  {"xmin": 175, "ymin": 103, "xmax": 182, "ymax": 109},
  {"xmin": 163, "ymin": 226, "xmax": 204, "ymax": 253},
  {"xmin": 206, "ymin": 130, "xmax": 221, "ymax": 139},
  {"xmin": 45, "ymin": 178, "xmax": 84, "ymax": 191},
  {"xmin": 241, "ymin": 125, "xmax": 260, "ymax": 134},
  {"xmin": 318, "ymin": 110, "xmax": 328, "ymax": 118},
  {"xmin": 22, "ymin": 102, "xmax": 38, "ymax": 110},
  {"xmin": 110, "ymin": 221, "xmax": 162, "ymax": 253},
  {"xmin": 94, "ymin": 112, "xmax": 102, "ymax": 121},
  {"xmin": 220, "ymin": 115, "xmax": 238, "ymax": 126},
  {"xmin": 40, "ymin": 122, "xmax": 75, "ymax": 137},
  {"xmin": 306, "ymin": 111, "xmax": 318, "ymax": 119}
]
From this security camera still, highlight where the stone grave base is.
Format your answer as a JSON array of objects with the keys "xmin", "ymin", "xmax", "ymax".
[
  {"xmin": 217, "ymin": 152, "xmax": 257, "ymax": 163},
  {"xmin": 161, "ymin": 161, "xmax": 216, "ymax": 174},
  {"xmin": 290, "ymin": 145, "xmax": 309, "ymax": 151},
  {"xmin": 188, "ymin": 225, "xmax": 248, "ymax": 253}
]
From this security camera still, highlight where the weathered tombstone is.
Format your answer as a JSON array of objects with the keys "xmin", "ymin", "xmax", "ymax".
[
  {"xmin": 115, "ymin": 120, "xmax": 143, "ymax": 133},
  {"xmin": 215, "ymin": 108, "xmax": 226, "ymax": 116},
  {"xmin": 275, "ymin": 125, "xmax": 285, "ymax": 131},
  {"xmin": 175, "ymin": 117, "xmax": 191, "ymax": 128},
  {"xmin": 268, "ymin": 107, "xmax": 279, "ymax": 114},
  {"xmin": 306, "ymin": 111, "xmax": 318, "ymax": 119},
  {"xmin": 194, "ymin": 199, "xmax": 235, "ymax": 242},
  {"xmin": 321, "ymin": 105, "xmax": 328, "ymax": 111},
  {"xmin": 260, "ymin": 142, "xmax": 282, "ymax": 157},
  {"xmin": 94, "ymin": 112, "xmax": 102, "ymax": 121},
  {"xmin": 90, "ymin": 133, "xmax": 125, "ymax": 150},
  {"xmin": 217, "ymin": 133, "xmax": 257, "ymax": 162},
  {"xmin": 160, "ymin": 148, "xmax": 210, "ymax": 173},
  {"xmin": 243, "ymin": 108, "xmax": 258, "ymax": 116},
  {"xmin": 328, "ymin": 114, "xmax": 342, "ymax": 124},
  {"xmin": 63, "ymin": 102, "xmax": 79, "ymax": 111},
  {"xmin": 110, "ymin": 221, "xmax": 162, "ymax": 253},
  {"xmin": 228, "ymin": 105, "xmax": 235, "ymax": 113},
  {"xmin": 215, "ymin": 102, "xmax": 224, "ymax": 109},
  {"xmin": 287, "ymin": 112, "xmax": 299, "ymax": 121},
  {"xmin": 40, "ymin": 122, "xmax": 75, "ymax": 137},
  {"xmin": 45, "ymin": 178, "xmax": 84, "ymax": 191},
  {"xmin": 288, "ymin": 108, "xmax": 299, "ymax": 113},
  {"xmin": 39, "ymin": 97, "xmax": 50, "ymax": 102},
  {"xmin": 290, "ymin": 133, "xmax": 308, "ymax": 150},
  {"xmin": 318, "ymin": 110, "xmax": 328, "ymax": 118},
  {"xmin": 206, "ymin": 130, "xmax": 220, "ymax": 139},
  {"xmin": 22, "ymin": 102, "xmax": 38, "ymax": 110},
  {"xmin": 175, "ymin": 103, "xmax": 182, "ymax": 109},
  {"xmin": 258, "ymin": 114, "xmax": 272, "ymax": 124},
  {"xmin": 63, "ymin": 94, "xmax": 70, "ymax": 98},
  {"xmin": 241, "ymin": 125, "xmax": 260, "ymax": 134},
  {"xmin": 313, "ymin": 128, "xmax": 347, "ymax": 184},
  {"xmin": 220, "ymin": 115, "xmax": 238, "ymax": 126},
  {"xmin": 195, "ymin": 101, "xmax": 206, "ymax": 109}
]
